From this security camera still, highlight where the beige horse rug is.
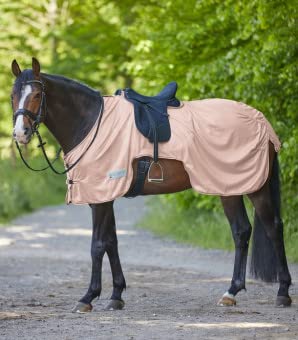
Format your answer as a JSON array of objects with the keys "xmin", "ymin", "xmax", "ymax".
[{"xmin": 64, "ymin": 94, "xmax": 280, "ymax": 204}]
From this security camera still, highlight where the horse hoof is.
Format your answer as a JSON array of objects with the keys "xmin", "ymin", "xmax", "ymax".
[
  {"xmin": 104, "ymin": 299, "xmax": 125, "ymax": 311},
  {"xmin": 276, "ymin": 296, "xmax": 292, "ymax": 307},
  {"xmin": 217, "ymin": 293, "xmax": 236, "ymax": 307},
  {"xmin": 72, "ymin": 302, "xmax": 93, "ymax": 313}
]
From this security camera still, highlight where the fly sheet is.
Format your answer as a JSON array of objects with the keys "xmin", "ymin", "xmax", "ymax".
[{"xmin": 64, "ymin": 95, "xmax": 281, "ymax": 204}]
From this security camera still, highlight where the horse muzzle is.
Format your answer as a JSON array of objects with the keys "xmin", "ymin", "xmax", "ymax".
[{"xmin": 13, "ymin": 127, "xmax": 32, "ymax": 144}]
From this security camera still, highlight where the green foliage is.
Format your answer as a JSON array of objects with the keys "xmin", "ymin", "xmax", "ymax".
[
  {"xmin": 0, "ymin": 157, "xmax": 65, "ymax": 223},
  {"xmin": 0, "ymin": 0, "xmax": 296, "ymax": 254},
  {"xmin": 139, "ymin": 197, "xmax": 234, "ymax": 250},
  {"xmin": 124, "ymin": 0, "xmax": 297, "ymax": 230},
  {"xmin": 140, "ymin": 196, "xmax": 298, "ymax": 263}
]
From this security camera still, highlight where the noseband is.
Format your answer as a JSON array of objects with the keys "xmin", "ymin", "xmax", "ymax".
[{"xmin": 13, "ymin": 79, "xmax": 104, "ymax": 175}]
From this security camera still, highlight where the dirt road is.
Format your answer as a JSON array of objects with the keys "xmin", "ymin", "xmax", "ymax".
[{"xmin": 0, "ymin": 198, "xmax": 297, "ymax": 339}]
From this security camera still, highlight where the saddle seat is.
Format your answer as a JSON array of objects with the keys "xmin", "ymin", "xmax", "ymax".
[{"xmin": 125, "ymin": 81, "xmax": 178, "ymax": 104}]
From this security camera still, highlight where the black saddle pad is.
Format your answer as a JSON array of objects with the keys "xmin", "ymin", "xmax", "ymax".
[{"xmin": 115, "ymin": 82, "xmax": 180, "ymax": 143}]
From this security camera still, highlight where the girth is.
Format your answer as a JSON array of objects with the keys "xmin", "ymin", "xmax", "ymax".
[{"xmin": 124, "ymin": 157, "xmax": 151, "ymax": 198}]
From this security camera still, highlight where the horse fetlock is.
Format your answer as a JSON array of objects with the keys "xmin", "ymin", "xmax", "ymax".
[
  {"xmin": 90, "ymin": 287, "xmax": 101, "ymax": 299},
  {"xmin": 277, "ymin": 281, "xmax": 291, "ymax": 298},
  {"xmin": 114, "ymin": 277, "xmax": 126, "ymax": 290},
  {"xmin": 234, "ymin": 279, "xmax": 246, "ymax": 290},
  {"xmin": 80, "ymin": 287, "xmax": 101, "ymax": 305},
  {"xmin": 228, "ymin": 279, "xmax": 246, "ymax": 295}
]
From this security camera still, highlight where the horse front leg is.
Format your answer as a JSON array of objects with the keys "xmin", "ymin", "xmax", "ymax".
[
  {"xmin": 72, "ymin": 201, "xmax": 125, "ymax": 313},
  {"xmin": 104, "ymin": 207, "xmax": 126, "ymax": 310}
]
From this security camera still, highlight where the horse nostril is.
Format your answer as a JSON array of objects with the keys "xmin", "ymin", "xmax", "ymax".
[
  {"xmin": 24, "ymin": 127, "xmax": 29, "ymax": 136},
  {"xmin": 13, "ymin": 132, "xmax": 16, "ymax": 137}
]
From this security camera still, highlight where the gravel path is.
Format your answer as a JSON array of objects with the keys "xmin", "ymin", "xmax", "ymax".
[{"xmin": 0, "ymin": 197, "xmax": 297, "ymax": 339}]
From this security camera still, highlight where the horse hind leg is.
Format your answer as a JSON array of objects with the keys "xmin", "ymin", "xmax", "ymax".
[
  {"xmin": 104, "ymin": 216, "xmax": 126, "ymax": 310},
  {"xmin": 248, "ymin": 179, "xmax": 292, "ymax": 307},
  {"xmin": 217, "ymin": 195, "xmax": 252, "ymax": 306}
]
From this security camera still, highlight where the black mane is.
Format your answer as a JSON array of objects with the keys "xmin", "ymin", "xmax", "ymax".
[
  {"xmin": 13, "ymin": 69, "xmax": 100, "ymax": 98},
  {"xmin": 42, "ymin": 73, "xmax": 100, "ymax": 97}
]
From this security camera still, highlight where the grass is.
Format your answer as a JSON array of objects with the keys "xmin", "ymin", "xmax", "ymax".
[
  {"xmin": 284, "ymin": 224, "xmax": 298, "ymax": 263},
  {"xmin": 138, "ymin": 196, "xmax": 298, "ymax": 263},
  {"xmin": 139, "ymin": 197, "xmax": 234, "ymax": 251},
  {"xmin": 0, "ymin": 157, "xmax": 65, "ymax": 224}
]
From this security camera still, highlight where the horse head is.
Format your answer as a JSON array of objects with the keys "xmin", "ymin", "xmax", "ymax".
[{"xmin": 11, "ymin": 57, "xmax": 45, "ymax": 144}]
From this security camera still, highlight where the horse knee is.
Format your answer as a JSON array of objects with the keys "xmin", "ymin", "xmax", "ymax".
[
  {"xmin": 91, "ymin": 240, "xmax": 106, "ymax": 259},
  {"xmin": 233, "ymin": 224, "xmax": 252, "ymax": 248}
]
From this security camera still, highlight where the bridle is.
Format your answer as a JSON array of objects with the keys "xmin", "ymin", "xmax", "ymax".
[
  {"xmin": 13, "ymin": 80, "xmax": 46, "ymax": 130},
  {"xmin": 13, "ymin": 79, "xmax": 104, "ymax": 175}
]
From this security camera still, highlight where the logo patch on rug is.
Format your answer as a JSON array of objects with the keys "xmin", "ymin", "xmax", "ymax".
[{"xmin": 108, "ymin": 169, "xmax": 127, "ymax": 179}]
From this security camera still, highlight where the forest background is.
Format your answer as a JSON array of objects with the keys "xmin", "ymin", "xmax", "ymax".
[{"xmin": 0, "ymin": 0, "xmax": 297, "ymax": 260}]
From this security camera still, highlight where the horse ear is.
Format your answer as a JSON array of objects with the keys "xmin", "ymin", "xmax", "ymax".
[
  {"xmin": 32, "ymin": 57, "xmax": 40, "ymax": 78},
  {"xmin": 11, "ymin": 60, "xmax": 21, "ymax": 77}
]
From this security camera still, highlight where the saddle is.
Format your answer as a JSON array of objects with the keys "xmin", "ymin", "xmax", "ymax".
[{"xmin": 115, "ymin": 82, "xmax": 180, "ymax": 183}]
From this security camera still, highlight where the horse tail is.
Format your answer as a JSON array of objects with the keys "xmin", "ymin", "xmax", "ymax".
[{"xmin": 250, "ymin": 153, "xmax": 280, "ymax": 282}]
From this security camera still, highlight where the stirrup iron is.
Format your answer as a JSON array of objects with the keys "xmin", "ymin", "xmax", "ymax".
[{"xmin": 148, "ymin": 161, "xmax": 164, "ymax": 183}]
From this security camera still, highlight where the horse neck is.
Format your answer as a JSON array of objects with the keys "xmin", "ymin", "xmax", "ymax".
[{"xmin": 41, "ymin": 74, "xmax": 101, "ymax": 154}]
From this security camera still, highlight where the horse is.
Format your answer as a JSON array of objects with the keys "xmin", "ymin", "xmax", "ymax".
[{"xmin": 10, "ymin": 58, "xmax": 292, "ymax": 313}]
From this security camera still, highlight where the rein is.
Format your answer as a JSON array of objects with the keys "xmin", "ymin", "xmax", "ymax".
[{"xmin": 13, "ymin": 80, "xmax": 104, "ymax": 175}]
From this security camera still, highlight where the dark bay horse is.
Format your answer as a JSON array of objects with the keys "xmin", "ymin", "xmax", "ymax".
[{"xmin": 10, "ymin": 58, "xmax": 292, "ymax": 312}]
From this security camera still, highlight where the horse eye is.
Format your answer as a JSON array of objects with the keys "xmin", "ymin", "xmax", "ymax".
[{"xmin": 34, "ymin": 93, "xmax": 41, "ymax": 99}]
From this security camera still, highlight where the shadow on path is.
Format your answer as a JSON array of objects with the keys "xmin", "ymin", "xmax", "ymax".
[{"xmin": 0, "ymin": 198, "xmax": 297, "ymax": 339}]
